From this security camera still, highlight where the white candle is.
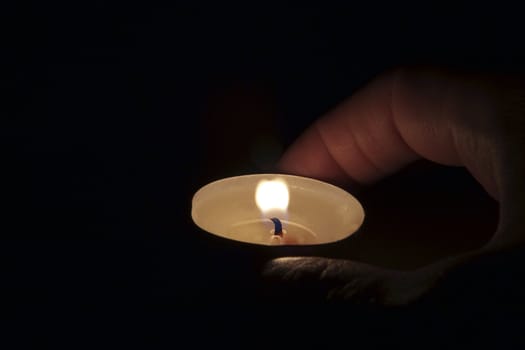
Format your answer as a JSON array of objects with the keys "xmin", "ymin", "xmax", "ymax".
[{"xmin": 191, "ymin": 174, "xmax": 365, "ymax": 246}]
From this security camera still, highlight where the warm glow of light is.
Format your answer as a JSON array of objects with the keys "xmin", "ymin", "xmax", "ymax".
[{"xmin": 255, "ymin": 179, "xmax": 289, "ymax": 213}]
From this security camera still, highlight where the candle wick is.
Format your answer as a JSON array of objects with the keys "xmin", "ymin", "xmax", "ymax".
[{"xmin": 270, "ymin": 217, "xmax": 283, "ymax": 236}]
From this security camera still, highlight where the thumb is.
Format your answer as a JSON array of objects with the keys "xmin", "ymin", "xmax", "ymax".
[{"xmin": 262, "ymin": 257, "xmax": 440, "ymax": 306}]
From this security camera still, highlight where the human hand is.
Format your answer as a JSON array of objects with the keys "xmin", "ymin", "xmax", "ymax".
[{"xmin": 263, "ymin": 66, "xmax": 525, "ymax": 306}]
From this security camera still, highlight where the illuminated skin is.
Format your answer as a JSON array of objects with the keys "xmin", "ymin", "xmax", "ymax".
[{"xmin": 264, "ymin": 66, "xmax": 525, "ymax": 305}]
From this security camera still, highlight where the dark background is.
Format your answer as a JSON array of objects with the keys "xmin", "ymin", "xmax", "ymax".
[{"xmin": 4, "ymin": 2, "xmax": 525, "ymax": 346}]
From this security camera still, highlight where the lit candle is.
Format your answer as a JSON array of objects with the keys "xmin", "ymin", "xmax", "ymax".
[
  {"xmin": 254, "ymin": 178, "xmax": 290, "ymax": 245},
  {"xmin": 191, "ymin": 174, "xmax": 365, "ymax": 246}
]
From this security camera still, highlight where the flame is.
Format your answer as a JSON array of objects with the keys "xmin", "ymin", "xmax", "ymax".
[{"xmin": 255, "ymin": 179, "xmax": 289, "ymax": 213}]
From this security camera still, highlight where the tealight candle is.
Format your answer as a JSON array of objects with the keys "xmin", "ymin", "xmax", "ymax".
[{"xmin": 191, "ymin": 174, "xmax": 365, "ymax": 246}]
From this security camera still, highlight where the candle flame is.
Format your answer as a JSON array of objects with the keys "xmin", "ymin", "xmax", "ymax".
[{"xmin": 255, "ymin": 179, "xmax": 289, "ymax": 213}]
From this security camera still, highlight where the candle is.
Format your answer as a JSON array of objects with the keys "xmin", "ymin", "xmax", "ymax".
[{"xmin": 191, "ymin": 174, "xmax": 365, "ymax": 246}]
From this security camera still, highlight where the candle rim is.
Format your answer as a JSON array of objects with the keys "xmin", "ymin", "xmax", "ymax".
[{"xmin": 192, "ymin": 173, "xmax": 361, "ymax": 205}]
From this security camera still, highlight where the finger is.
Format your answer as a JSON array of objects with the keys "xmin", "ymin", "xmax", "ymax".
[
  {"xmin": 279, "ymin": 69, "xmax": 418, "ymax": 187},
  {"xmin": 263, "ymin": 257, "xmax": 392, "ymax": 304},
  {"xmin": 263, "ymin": 256, "xmax": 370, "ymax": 281},
  {"xmin": 263, "ymin": 256, "xmax": 444, "ymax": 306},
  {"xmin": 279, "ymin": 66, "xmax": 502, "ymax": 197}
]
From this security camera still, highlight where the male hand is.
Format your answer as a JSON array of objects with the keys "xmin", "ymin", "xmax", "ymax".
[{"xmin": 264, "ymin": 66, "xmax": 525, "ymax": 306}]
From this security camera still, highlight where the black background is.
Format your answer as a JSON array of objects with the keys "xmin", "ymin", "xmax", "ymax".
[{"xmin": 4, "ymin": 2, "xmax": 525, "ymax": 346}]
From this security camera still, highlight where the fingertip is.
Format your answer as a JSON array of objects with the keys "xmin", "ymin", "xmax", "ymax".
[
  {"xmin": 262, "ymin": 256, "xmax": 320, "ymax": 279},
  {"xmin": 262, "ymin": 257, "xmax": 304, "ymax": 273},
  {"xmin": 277, "ymin": 124, "xmax": 355, "ymax": 186}
]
